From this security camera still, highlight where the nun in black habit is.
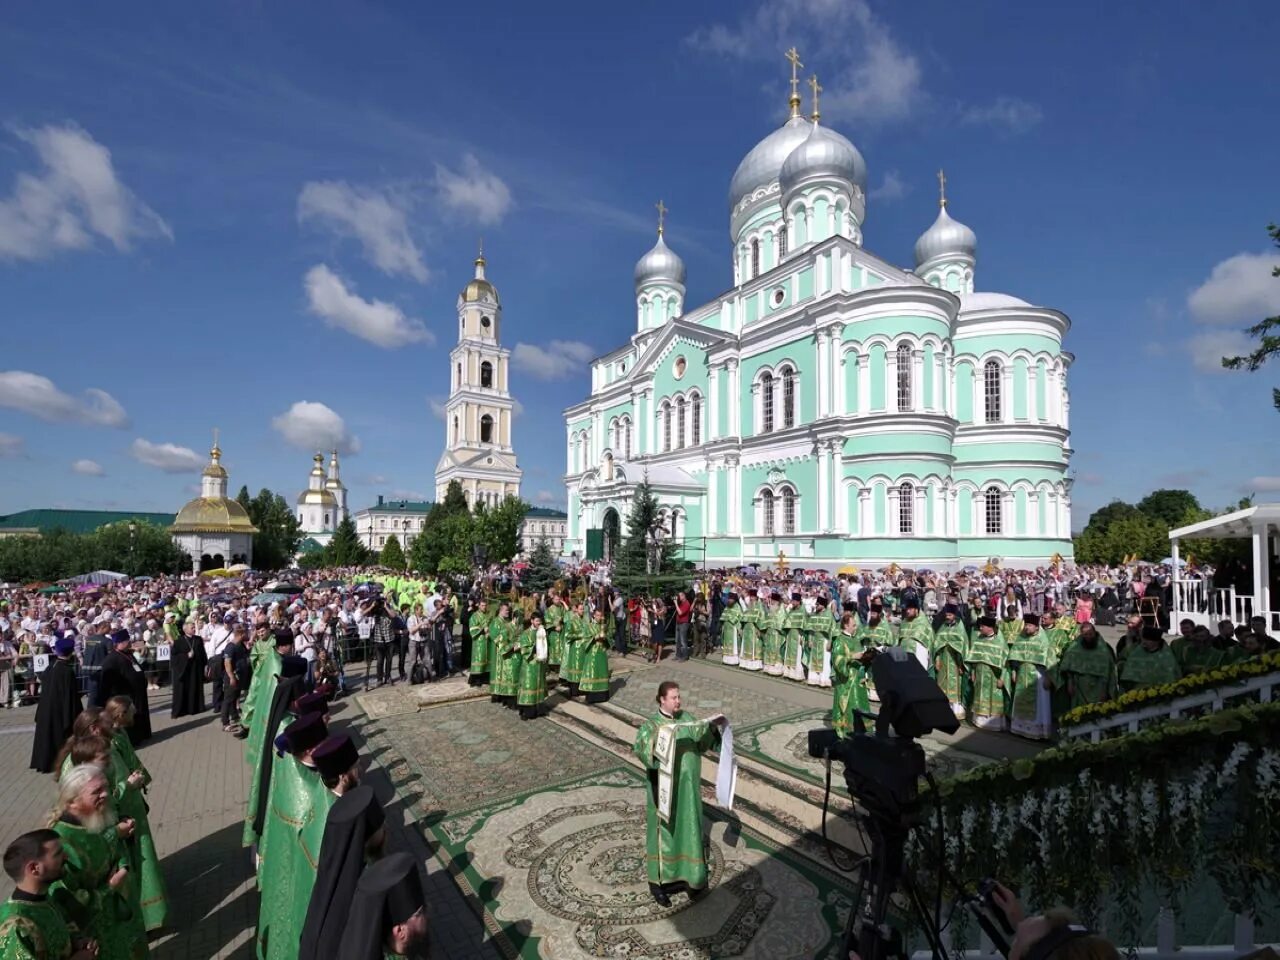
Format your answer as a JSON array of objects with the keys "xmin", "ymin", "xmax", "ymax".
[
  {"xmin": 336, "ymin": 851, "xmax": 428, "ymax": 960},
  {"xmin": 100, "ymin": 629, "xmax": 152, "ymax": 744},
  {"xmin": 297, "ymin": 785, "xmax": 386, "ymax": 960},
  {"xmin": 169, "ymin": 620, "xmax": 207, "ymax": 718},
  {"xmin": 29, "ymin": 636, "xmax": 83, "ymax": 772}
]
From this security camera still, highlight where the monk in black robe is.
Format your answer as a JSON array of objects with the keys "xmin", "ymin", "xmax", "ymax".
[
  {"xmin": 100, "ymin": 630, "xmax": 152, "ymax": 744},
  {"xmin": 29, "ymin": 638, "xmax": 82, "ymax": 772},
  {"xmin": 170, "ymin": 620, "xmax": 207, "ymax": 718}
]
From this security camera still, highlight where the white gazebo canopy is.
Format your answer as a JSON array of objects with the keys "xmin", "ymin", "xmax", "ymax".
[{"xmin": 1169, "ymin": 502, "xmax": 1279, "ymax": 626}]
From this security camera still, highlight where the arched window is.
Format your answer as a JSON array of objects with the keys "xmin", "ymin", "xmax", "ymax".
[
  {"xmin": 480, "ymin": 361, "xmax": 493, "ymax": 389},
  {"xmin": 480, "ymin": 414, "xmax": 493, "ymax": 444},
  {"xmin": 898, "ymin": 482, "xmax": 914, "ymax": 534},
  {"xmin": 676, "ymin": 397, "xmax": 686, "ymax": 449},
  {"xmin": 760, "ymin": 372, "xmax": 775, "ymax": 433},
  {"xmin": 624, "ymin": 418, "xmax": 633, "ymax": 461},
  {"xmin": 985, "ymin": 486, "xmax": 1003, "ymax": 535},
  {"xmin": 324, "ymin": 512, "xmax": 330, "ymax": 526},
  {"xmin": 662, "ymin": 402, "xmax": 672, "ymax": 452},
  {"xmin": 751, "ymin": 238, "xmax": 761, "ymax": 278},
  {"xmin": 691, "ymin": 394, "xmax": 702, "ymax": 445},
  {"xmin": 984, "ymin": 360, "xmax": 1002, "ymax": 423},
  {"xmin": 761, "ymin": 490, "xmax": 775, "ymax": 536},
  {"xmin": 670, "ymin": 510, "xmax": 681, "ymax": 543},
  {"xmin": 456, "ymin": 362, "xmax": 462, "ymax": 385},
  {"xmin": 781, "ymin": 487, "xmax": 796, "ymax": 534},
  {"xmin": 896, "ymin": 343, "xmax": 913, "ymax": 412},
  {"xmin": 452, "ymin": 415, "xmax": 459, "ymax": 444},
  {"xmin": 778, "ymin": 223, "xmax": 788, "ymax": 258},
  {"xmin": 781, "ymin": 366, "xmax": 796, "ymax": 428}
]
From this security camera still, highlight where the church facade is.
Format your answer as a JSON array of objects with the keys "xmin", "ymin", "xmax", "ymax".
[
  {"xmin": 563, "ymin": 60, "xmax": 1074, "ymax": 571},
  {"xmin": 435, "ymin": 250, "xmax": 523, "ymax": 507},
  {"xmin": 295, "ymin": 450, "xmax": 348, "ymax": 546}
]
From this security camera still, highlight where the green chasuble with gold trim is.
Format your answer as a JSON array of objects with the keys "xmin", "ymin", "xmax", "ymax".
[
  {"xmin": 1055, "ymin": 639, "xmax": 1118, "ymax": 710},
  {"xmin": 931, "ymin": 623, "xmax": 969, "ymax": 706},
  {"xmin": 0, "ymin": 894, "xmax": 73, "ymax": 960},
  {"xmin": 257, "ymin": 759, "xmax": 331, "ymax": 960},
  {"xmin": 897, "ymin": 614, "xmax": 933, "ymax": 666},
  {"xmin": 110, "ymin": 732, "xmax": 167, "ymax": 932},
  {"xmin": 853, "ymin": 621, "xmax": 894, "ymax": 697},
  {"xmin": 761, "ymin": 605, "xmax": 785, "ymax": 675},
  {"xmin": 778, "ymin": 606, "xmax": 804, "ymax": 679},
  {"xmin": 964, "ymin": 632, "xmax": 1009, "ymax": 725},
  {"xmin": 805, "ymin": 611, "xmax": 836, "ymax": 683},
  {"xmin": 50, "ymin": 817, "xmax": 145, "ymax": 960},
  {"xmin": 560, "ymin": 613, "xmax": 583, "ymax": 685},
  {"xmin": 467, "ymin": 611, "xmax": 491, "ymax": 676},
  {"xmin": 1007, "ymin": 629, "xmax": 1055, "ymax": 739},
  {"xmin": 517, "ymin": 628, "xmax": 548, "ymax": 705},
  {"xmin": 718, "ymin": 604, "xmax": 742, "ymax": 664},
  {"xmin": 633, "ymin": 710, "xmax": 720, "ymax": 890},
  {"xmin": 488, "ymin": 619, "xmax": 519, "ymax": 698},
  {"xmin": 543, "ymin": 604, "xmax": 565, "ymax": 667},
  {"xmin": 243, "ymin": 646, "xmax": 283, "ymax": 771},
  {"xmin": 738, "ymin": 602, "xmax": 763, "ymax": 667},
  {"xmin": 830, "ymin": 631, "xmax": 870, "ymax": 737},
  {"xmin": 578, "ymin": 619, "xmax": 610, "ymax": 695},
  {"xmin": 1119, "ymin": 643, "xmax": 1181, "ymax": 692}
]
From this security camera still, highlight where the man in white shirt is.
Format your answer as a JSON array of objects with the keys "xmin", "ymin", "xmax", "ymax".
[{"xmin": 204, "ymin": 614, "xmax": 233, "ymax": 713}]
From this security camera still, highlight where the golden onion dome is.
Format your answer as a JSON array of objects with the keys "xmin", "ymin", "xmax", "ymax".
[
  {"xmin": 170, "ymin": 496, "xmax": 259, "ymax": 534},
  {"xmin": 297, "ymin": 487, "xmax": 338, "ymax": 507},
  {"xmin": 460, "ymin": 252, "xmax": 500, "ymax": 306},
  {"xmin": 202, "ymin": 443, "xmax": 228, "ymax": 479}
]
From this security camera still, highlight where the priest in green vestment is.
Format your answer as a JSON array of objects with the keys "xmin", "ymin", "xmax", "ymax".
[
  {"xmin": 243, "ymin": 658, "xmax": 309, "ymax": 851},
  {"xmin": 0, "ymin": 829, "xmax": 93, "ymax": 960},
  {"xmin": 1177, "ymin": 625, "xmax": 1224, "ymax": 675},
  {"xmin": 964, "ymin": 617, "xmax": 1008, "ymax": 730},
  {"xmin": 761, "ymin": 594, "xmax": 786, "ymax": 677},
  {"xmin": 243, "ymin": 631, "xmax": 293, "ymax": 772},
  {"xmin": 466, "ymin": 598, "xmax": 492, "ymax": 687},
  {"xmin": 48, "ymin": 765, "xmax": 145, "ymax": 960},
  {"xmin": 103, "ymin": 698, "xmax": 167, "ymax": 933},
  {"xmin": 931, "ymin": 606, "xmax": 969, "ymax": 718},
  {"xmin": 719, "ymin": 594, "xmax": 742, "ymax": 666},
  {"xmin": 578, "ymin": 608, "xmax": 612, "ymax": 704},
  {"xmin": 1119, "ymin": 626, "xmax": 1182, "ymax": 692},
  {"xmin": 777, "ymin": 595, "xmax": 803, "ymax": 681},
  {"xmin": 517, "ymin": 614, "xmax": 549, "ymax": 719},
  {"xmin": 560, "ymin": 602, "xmax": 585, "ymax": 694},
  {"xmin": 738, "ymin": 593, "xmax": 763, "ymax": 671},
  {"xmin": 488, "ymin": 605, "xmax": 519, "ymax": 706},
  {"xmin": 855, "ymin": 604, "xmax": 894, "ymax": 701},
  {"xmin": 632, "ymin": 681, "xmax": 725, "ymax": 907},
  {"xmin": 897, "ymin": 599, "xmax": 934, "ymax": 673},
  {"xmin": 1052, "ymin": 624, "xmax": 1118, "ymax": 711},
  {"xmin": 831, "ymin": 614, "xmax": 871, "ymax": 737},
  {"xmin": 1007, "ymin": 614, "xmax": 1055, "ymax": 739},
  {"xmin": 805, "ymin": 598, "xmax": 836, "ymax": 687},
  {"xmin": 543, "ymin": 599, "xmax": 566, "ymax": 673}
]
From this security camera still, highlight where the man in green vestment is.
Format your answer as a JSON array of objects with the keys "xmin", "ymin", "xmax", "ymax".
[
  {"xmin": 466, "ymin": 598, "xmax": 491, "ymax": 687},
  {"xmin": 543, "ymin": 598, "xmax": 565, "ymax": 673},
  {"xmin": 1051, "ymin": 623, "xmax": 1118, "ymax": 711},
  {"xmin": 488, "ymin": 605, "xmax": 519, "ymax": 706},
  {"xmin": 578, "ymin": 608, "xmax": 612, "ymax": 704},
  {"xmin": 855, "ymin": 603, "xmax": 894, "ymax": 700},
  {"xmin": 560, "ymin": 601, "xmax": 585, "ymax": 695},
  {"xmin": 718, "ymin": 593, "xmax": 742, "ymax": 665},
  {"xmin": 1052, "ymin": 602, "xmax": 1079, "ymax": 649},
  {"xmin": 1177, "ymin": 625, "xmax": 1224, "ymax": 675},
  {"xmin": 805, "ymin": 597, "xmax": 836, "ymax": 687},
  {"xmin": 103, "ymin": 698, "xmax": 166, "ymax": 933},
  {"xmin": 931, "ymin": 605, "xmax": 969, "ymax": 718},
  {"xmin": 1007, "ymin": 613, "xmax": 1055, "ymax": 739},
  {"xmin": 1119, "ymin": 626, "xmax": 1182, "ymax": 692},
  {"xmin": 243, "ymin": 630, "xmax": 292, "ymax": 765},
  {"xmin": 517, "ymin": 614, "xmax": 549, "ymax": 719},
  {"xmin": 964, "ymin": 616, "xmax": 1008, "ymax": 730},
  {"xmin": 632, "ymin": 681, "xmax": 725, "ymax": 907},
  {"xmin": 896, "ymin": 599, "xmax": 933, "ymax": 673},
  {"xmin": 831, "ymin": 613, "xmax": 872, "ymax": 737},
  {"xmin": 0, "ymin": 829, "xmax": 97, "ymax": 960},
  {"xmin": 760, "ymin": 594, "xmax": 785, "ymax": 676},
  {"xmin": 738, "ymin": 593, "xmax": 763, "ymax": 671}
]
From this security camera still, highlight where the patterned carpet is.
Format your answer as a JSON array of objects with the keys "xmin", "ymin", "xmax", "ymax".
[
  {"xmin": 355, "ymin": 674, "xmax": 489, "ymax": 720},
  {"xmin": 609, "ymin": 670, "xmax": 805, "ymax": 732},
  {"xmin": 430, "ymin": 766, "xmax": 857, "ymax": 959},
  {"xmin": 734, "ymin": 709, "xmax": 991, "ymax": 787}
]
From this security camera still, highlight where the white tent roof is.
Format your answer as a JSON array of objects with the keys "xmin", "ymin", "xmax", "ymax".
[
  {"xmin": 1169, "ymin": 503, "xmax": 1280, "ymax": 541},
  {"xmin": 62, "ymin": 570, "xmax": 129, "ymax": 585}
]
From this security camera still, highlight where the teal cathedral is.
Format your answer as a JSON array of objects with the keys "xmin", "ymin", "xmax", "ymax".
[{"xmin": 562, "ymin": 53, "xmax": 1074, "ymax": 571}]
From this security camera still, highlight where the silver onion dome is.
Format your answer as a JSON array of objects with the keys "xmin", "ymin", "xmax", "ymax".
[
  {"xmin": 634, "ymin": 233, "xmax": 686, "ymax": 288},
  {"xmin": 728, "ymin": 115, "xmax": 813, "ymax": 209},
  {"xmin": 779, "ymin": 122, "xmax": 867, "ymax": 197},
  {"xmin": 913, "ymin": 203, "xmax": 977, "ymax": 267}
]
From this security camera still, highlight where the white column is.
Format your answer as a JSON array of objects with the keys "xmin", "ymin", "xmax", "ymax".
[
  {"xmin": 1026, "ymin": 364, "xmax": 1038, "ymax": 422},
  {"xmin": 932, "ymin": 485, "xmax": 945, "ymax": 537},
  {"xmin": 829, "ymin": 441, "xmax": 840, "ymax": 533},
  {"xmin": 888, "ymin": 485, "xmax": 901, "ymax": 536},
  {"xmin": 912, "ymin": 349, "xmax": 925, "ymax": 413},
  {"xmin": 1061, "ymin": 387, "xmax": 1070, "ymax": 432},
  {"xmin": 816, "ymin": 331, "xmax": 830, "ymax": 418},
  {"xmin": 727, "ymin": 458, "xmax": 741, "ymax": 535},
  {"xmin": 728, "ymin": 360, "xmax": 741, "ymax": 437},
  {"xmin": 835, "ymin": 347, "xmax": 847, "ymax": 416},
  {"xmin": 886, "ymin": 350, "xmax": 899, "ymax": 412},
  {"xmin": 1004, "ymin": 491, "xmax": 1015, "ymax": 536},
  {"xmin": 1252, "ymin": 524, "xmax": 1272, "ymax": 615},
  {"xmin": 708, "ymin": 366, "xmax": 720, "ymax": 441},
  {"xmin": 645, "ymin": 391, "xmax": 656, "ymax": 454},
  {"xmin": 857, "ymin": 355, "xmax": 870, "ymax": 412},
  {"xmin": 835, "ymin": 478, "xmax": 847, "ymax": 533},
  {"xmin": 708, "ymin": 462, "xmax": 719, "ymax": 535},
  {"xmin": 1046, "ymin": 367, "xmax": 1060, "ymax": 425},
  {"xmin": 1028, "ymin": 492, "xmax": 1040, "ymax": 537},
  {"xmin": 1002, "ymin": 366, "xmax": 1015, "ymax": 424},
  {"xmin": 566, "ymin": 433, "xmax": 574, "ymax": 473},
  {"xmin": 915, "ymin": 486, "xmax": 927, "ymax": 537},
  {"xmin": 933, "ymin": 353, "xmax": 944, "ymax": 414},
  {"xmin": 818, "ymin": 442, "xmax": 831, "ymax": 532},
  {"xmin": 859, "ymin": 488, "xmax": 872, "ymax": 536}
]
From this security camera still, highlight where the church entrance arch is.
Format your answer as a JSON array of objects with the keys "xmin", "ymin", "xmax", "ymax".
[{"xmin": 602, "ymin": 508, "xmax": 621, "ymax": 562}]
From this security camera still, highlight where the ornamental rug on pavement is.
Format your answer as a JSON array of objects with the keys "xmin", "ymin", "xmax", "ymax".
[{"xmin": 354, "ymin": 674, "xmax": 489, "ymax": 720}]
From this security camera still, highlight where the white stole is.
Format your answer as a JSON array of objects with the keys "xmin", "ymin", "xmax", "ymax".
[
  {"xmin": 652, "ymin": 717, "xmax": 736, "ymax": 827},
  {"xmin": 535, "ymin": 626, "xmax": 547, "ymax": 662}
]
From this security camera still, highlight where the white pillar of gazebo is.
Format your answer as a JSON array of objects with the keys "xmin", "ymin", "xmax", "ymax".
[{"xmin": 1252, "ymin": 521, "xmax": 1272, "ymax": 618}]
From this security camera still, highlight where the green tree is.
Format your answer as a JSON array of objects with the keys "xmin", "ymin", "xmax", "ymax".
[
  {"xmin": 326, "ymin": 516, "xmax": 371, "ymax": 567},
  {"xmin": 238, "ymin": 488, "xmax": 302, "ymax": 571},
  {"xmin": 409, "ymin": 481, "xmax": 474, "ymax": 575},
  {"xmin": 1222, "ymin": 223, "xmax": 1280, "ymax": 410},
  {"xmin": 613, "ymin": 476, "xmax": 686, "ymax": 597},
  {"xmin": 379, "ymin": 534, "xmax": 406, "ymax": 570},
  {"xmin": 1136, "ymin": 489, "xmax": 1201, "ymax": 528},
  {"xmin": 522, "ymin": 538, "xmax": 560, "ymax": 593},
  {"xmin": 89, "ymin": 520, "xmax": 190, "ymax": 577},
  {"xmin": 474, "ymin": 496, "xmax": 529, "ymax": 565},
  {"xmin": 1083, "ymin": 500, "xmax": 1140, "ymax": 535}
]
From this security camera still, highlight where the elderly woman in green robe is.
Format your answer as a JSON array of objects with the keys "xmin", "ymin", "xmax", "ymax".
[{"xmin": 49, "ymin": 764, "xmax": 145, "ymax": 960}]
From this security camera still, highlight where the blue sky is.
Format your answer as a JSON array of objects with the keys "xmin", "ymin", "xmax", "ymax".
[{"xmin": 1, "ymin": 1, "xmax": 1278, "ymax": 527}]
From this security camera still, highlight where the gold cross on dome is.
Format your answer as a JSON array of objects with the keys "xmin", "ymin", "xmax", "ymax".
[
  {"xmin": 808, "ymin": 74, "xmax": 822, "ymax": 120},
  {"xmin": 937, "ymin": 168, "xmax": 948, "ymax": 207},
  {"xmin": 655, "ymin": 199, "xmax": 667, "ymax": 236},
  {"xmin": 785, "ymin": 46, "xmax": 803, "ymax": 95}
]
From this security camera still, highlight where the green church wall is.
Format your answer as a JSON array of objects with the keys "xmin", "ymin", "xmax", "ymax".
[
  {"xmin": 953, "ymin": 334, "xmax": 1060, "ymax": 357},
  {"xmin": 1036, "ymin": 362, "xmax": 1048, "ymax": 419},
  {"xmin": 840, "ymin": 316, "xmax": 950, "ymax": 344},
  {"xmin": 922, "ymin": 343, "xmax": 935, "ymax": 408},
  {"xmin": 955, "ymin": 363, "xmax": 974, "ymax": 422},
  {"xmin": 958, "ymin": 488, "xmax": 973, "ymax": 536},
  {"xmin": 797, "ymin": 267, "xmax": 814, "ymax": 301},
  {"xmin": 1013, "ymin": 357, "xmax": 1029, "ymax": 420},
  {"xmin": 868, "ymin": 344, "xmax": 886, "ymax": 411},
  {"xmin": 953, "ymin": 441, "xmax": 1064, "ymax": 463},
  {"xmin": 841, "ymin": 432, "xmax": 951, "ymax": 458}
]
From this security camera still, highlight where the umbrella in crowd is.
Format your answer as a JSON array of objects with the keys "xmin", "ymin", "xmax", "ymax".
[
  {"xmin": 264, "ymin": 581, "xmax": 304, "ymax": 594},
  {"xmin": 251, "ymin": 592, "xmax": 296, "ymax": 605}
]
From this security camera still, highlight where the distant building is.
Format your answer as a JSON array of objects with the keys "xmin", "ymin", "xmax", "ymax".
[
  {"xmin": 170, "ymin": 437, "xmax": 258, "ymax": 572},
  {"xmin": 520, "ymin": 507, "xmax": 568, "ymax": 556},
  {"xmin": 0, "ymin": 509, "xmax": 176, "ymax": 539},
  {"xmin": 353, "ymin": 496, "xmax": 432, "ymax": 552},
  {"xmin": 295, "ymin": 450, "xmax": 348, "ymax": 547}
]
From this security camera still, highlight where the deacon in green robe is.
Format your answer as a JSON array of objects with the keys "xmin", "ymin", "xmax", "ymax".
[
  {"xmin": 243, "ymin": 633, "xmax": 292, "ymax": 772},
  {"xmin": 577, "ymin": 609, "xmax": 612, "ymax": 704},
  {"xmin": 1053, "ymin": 609, "xmax": 1080, "ymax": 650},
  {"xmin": 632, "ymin": 681, "xmax": 724, "ymax": 907},
  {"xmin": 560, "ymin": 603, "xmax": 586, "ymax": 694},
  {"xmin": 897, "ymin": 600, "xmax": 934, "ymax": 672},
  {"xmin": 0, "ymin": 830, "xmax": 79, "ymax": 960},
  {"xmin": 931, "ymin": 606, "xmax": 969, "ymax": 718},
  {"xmin": 854, "ymin": 605, "xmax": 894, "ymax": 700},
  {"xmin": 964, "ymin": 617, "xmax": 1008, "ymax": 730},
  {"xmin": 1177, "ymin": 626, "xmax": 1224, "ymax": 675},
  {"xmin": 517, "ymin": 616, "xmax": 549, "ymax": 719},
  {"xmin": 1007, "ymin": 614, "xmax": 1055, "ymax": 739},
  {"xmin": 1052, "ymin": 626, "xmax": 1118, "ymax": 712},
  {"xmin": 998, "ymin": 610, "xmax": 1022, "ymax": 648},
  {"xmin": 106, "ymin": 718, "xmax": 166, "ymax": 933},
  {"xmin": 49, "ymin": 767, "xmax": 145, "ymax": 960},
  {"xmin": 831, "ymin": 615, "xmax": 871, "ymax": 737},
  {"xmin": 1119, "ymin": 627, "xmax": 1182, "ymax": 692},
  {"xmin": 488, "ymin": 607, "xmax": 519, "ymax": 705},
  {"xmin": 738, "ymin": 594, "xmax": 763, "ymax": 671},
  {"xmin": 805, "ymin": 599, "xmax": 836, "ymax": 688},
  {"xmin": 466, "ymin": 600, "xmax": 491, "ymax": 686},
  {"xmin": 543, "ymin": 600, "xmax": 565, "ymax": 672},
  {"xmin": 760, "ymin": 595, "xmax": 786, "ymax": 677},
  {"xmin": 718, "ymin": 595, "xmax": 742, "ymax": 666},
  {"xmin": 779, "ymin": 596, "xmax": 806, "ymax": 681}
]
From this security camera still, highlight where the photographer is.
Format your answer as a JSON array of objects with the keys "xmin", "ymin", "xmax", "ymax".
[
  {"xmin": 990, "ymin": 884, "xmax": 1119, "ymax": 960},
  {"xmin": 362, "ymin": 597, "xmax": 396, "ymax": 688}
]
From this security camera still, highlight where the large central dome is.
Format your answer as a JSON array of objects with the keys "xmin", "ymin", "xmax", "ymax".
[{"xmin": 728, "ymin": 115, "xmax": 812, "ymax": 210}]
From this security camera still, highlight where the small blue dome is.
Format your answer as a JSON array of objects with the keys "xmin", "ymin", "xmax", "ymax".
[
  {"xmin": 779, "ymin": 123, "xmax": 867, "ymax": 197},
  {"xmin": 634, "ymin": 233, "xmax": 686, "ymax": 288}
]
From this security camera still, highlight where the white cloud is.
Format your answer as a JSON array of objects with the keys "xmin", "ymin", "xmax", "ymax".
[
  {"xmin": 0, "ymin": 371, "xmax": 129, "ymax": 427},
  {"xmin": 297, "ymin": 181, "xmax": 428, "ymax": 282},
  {"xmin": 1186, "ymin": 328, "xmax": 1253, "ymax": 374},
  {"xmin": 303, "ymin": 265, "xmax": 433, "ymax": 348},
  {"xmin": 870, "ymin": 169, "xmax": 907, "ymax": 202},
  {"xmin": 960, "ymin": 97, "xmax": 1044, "ymax": 133},
  {"xmin": 271, "ymin": 401, "xmax": 361, "ymax": 455},
  {"xmin": 0, "ymin": 433, "xmax": 24, "ymax": 458},
  {"xmin": 130, "ymin": 438, "xmax": 204, "ymax": 473},
  {"xmin": 435, "ymin": 155, "xmax": 513, "ymax": 226},
  {"xmin": 1187, "ymin": 251, "xmax": 1280, "ymax": 326},
  {"xmin": 1244, "ymin": 476, "xmax": 1280, "ymax": 494},
  {"xmin": 72, "ymin": 458, "xmax": 104, "ymax": 476},
  {"xmin": 427, "ymin": 396, "xmax": 448, "ymax": 420},
  {"xmin": 386, "ymin": 488, "xmax": 428, "ymax": 503},
  {"xmin": 534, "ymin": 489, "xmax": 560, "ymax": 505},
  {"xmin": 511, "ymin": 340, "xmax": 595, "ymax": 381},
  {"xmin": 512, "ymin": 398, "xmax": 525, "ymax": 418},
  {"xmin": 687, "ymin": 0, "xmax": 923, "ymax": 124},
  {"xmin": 0, "ymin": 123, "xmax": 171, "ymax": 261}
]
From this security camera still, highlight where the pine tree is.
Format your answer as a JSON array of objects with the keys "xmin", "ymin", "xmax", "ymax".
[
  {"xmin": 379, "ymin": 534, "xmax": 407, "ymax": 570},
  {"xmin": 612, "ymin": 476, "xmax": 686, "ymax": 597},
  {"xmin": 326, "ymin": 516, "xmax": 369, "ymax": 567},
  {"xmin": 522, "ymin": 538, "xmax": 560, "ymax": 593}
]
